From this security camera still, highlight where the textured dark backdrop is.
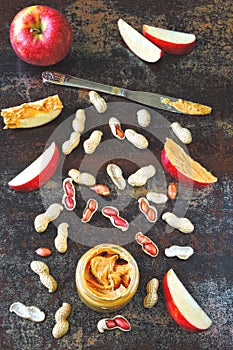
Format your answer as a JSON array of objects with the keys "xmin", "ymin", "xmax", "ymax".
[{"xmin": 0, "ymin": 1, "xmax": 232, "ymax": 349}]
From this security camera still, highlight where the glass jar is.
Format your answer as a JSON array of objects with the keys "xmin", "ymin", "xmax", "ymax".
[{"xmin": 75, "ymin": 243, "xmax": 140, "ymax": 313}]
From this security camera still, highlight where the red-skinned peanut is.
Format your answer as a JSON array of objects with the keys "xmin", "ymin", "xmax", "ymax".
[{"xmin": 135, "ymin": 232, "xmax": 159, "ymax": 257}]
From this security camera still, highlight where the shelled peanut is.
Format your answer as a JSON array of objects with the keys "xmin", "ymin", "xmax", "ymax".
[
  {"xmin": 107, "ymin": 163, "xmax": 126, "ymax": 190},
  {"xmin": 68, "ymin": 168, "xmax": 96, "ymax": 187},
  {"xmin": 30, "ymin": 261, "xmax": 58, "ymax": 293},
  {"xmin": 97, "ymin": 315, "xmax": 131, "ymax": 333},
  {"xmin": 89, "ymin": 91, "xmax": 107, "ymax": 113},
  {"xmin": 143, "ymin": 278, "xmax": 159, "ymax": 308},
  {"xmin": 81, "ymin": 198, "xmax": 98, "ymax": 223},
  {"xmin": 34, "ymin": 203, "xmax": 63, "ymax": 233},
  {"xmin": 170, "ymin": 122, "xmax": 192, "ymax": 144},
  {"xmin": 128, "ymin": 165, "xmax": 156, "ymax": 187},
  {"xmin": 137, "ymin": 109, "xmax": 151, "ymax": 127},
  {"xmin": 62, "ymin": 131, "xmax": 80, "ymax": 155},
  {"xmin": 162, "ymin": 212, "xmax": 194, "ymax": 233},
  {"xmin": 54, "ymin": 223, "xmax": 69, "ymax": 253},
  {"xmin": 125, "ymin": 128, "xmax": 149, "ymax": 149},
  {"xmin": 52, "ymin": 303, "xmax": 72, "ymax": 339},
  {"xmin": 109, "ymin": 117, "xmax": 125, "ymax": 139},
  {"xmin": 83, "ymin": 130, "xmax": 103, "ymax": 154}
]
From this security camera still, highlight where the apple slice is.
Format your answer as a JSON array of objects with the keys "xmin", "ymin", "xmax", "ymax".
[
  {"xmin": 1, "ymin": 95, "xmax": 63, "ymax": 129},
  {"xmin": 8, "ymin": 142, "xmax": 60, "ymax": 191},
  {"xmin": 163, "ymin": 269, "xmax": 212, "ymax": 332},
  {"xmin": 142, "ymin": 25, "xmax": 196, "ymax": 55},
  {"xmin": 118, "ymin": 18, "xmax": 163, "ymax": 63},
  {"xmin": 161, "ymin": 138, "xmax": 217, "ymax": 186}
]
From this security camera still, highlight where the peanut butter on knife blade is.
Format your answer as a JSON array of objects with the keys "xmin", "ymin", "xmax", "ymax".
[{"xmin": 161, "ymin": 98, "xmax": 212, "ymax": 115}]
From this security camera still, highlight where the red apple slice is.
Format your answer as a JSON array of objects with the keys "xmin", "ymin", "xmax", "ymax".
[
  {"xmin": 118, "ymin": 18, "xmax": 163, "ymax": 63},
  {"xmin": 161, "ymin": 138, "xmax": 217, "ymax": 186},
  {"xmin": 8, "ymin": 142, "xmax": 60, "ymax": 191},
  {"xmin": 142, "ymin": 25, "xmax": 196, "ymax": 55},
  {"xmin": 163, "ymin": 269, "xmax": 212, "ymax": 332},
  {"xmin": 1, "ymin": 95, "xmax": 63, "ymax": 129}
]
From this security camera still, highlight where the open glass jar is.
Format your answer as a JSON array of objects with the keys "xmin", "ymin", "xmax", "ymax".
[{"xmin": 75, "ymin": 243, "xmax": 140, "ymax": 312}]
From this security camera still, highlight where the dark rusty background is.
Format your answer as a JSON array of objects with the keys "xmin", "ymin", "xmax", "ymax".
[{"xmin": 0, "ymin": 1, "xmax": 232, "ymax": 349}]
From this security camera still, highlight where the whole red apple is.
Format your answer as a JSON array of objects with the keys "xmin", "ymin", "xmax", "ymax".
[{"xmin": 10, "ymin": 5, "xmax": 73, "ymax": 66}]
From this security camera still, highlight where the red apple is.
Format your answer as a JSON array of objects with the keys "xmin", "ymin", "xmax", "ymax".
[
  {"xmin": 8, "ymin": 142, "xmax": 60, "ymax": 191},
  {"xmin": 161, "ymin": 138, "xmax": 217, "ymax": 186},
  {"xmin": 163, "ymin": 269, "xmax": 212, "ymax": 332},
  {"xmin": 118, "ymin": 18, "xmax": 163, "ymax": 63},
  {"xmin": 10, "ymin": 5, "xmax": 73, "ymax": 66},
  {"xmin": 142, "ymin": 25, "xmax": 196, "ymax": 55}
]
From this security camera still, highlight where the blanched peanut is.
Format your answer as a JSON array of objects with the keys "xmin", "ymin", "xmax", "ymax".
[
  {"xmin": 107, "ymin": 163, "xmax": 126, "ymax": 190},
  {"xmin": 143, "ymin": 278, "xmax": 159, "ymax": 308},
  {"xmin": 109, "ymin": 117, "xmax": 125, "ymax": 139},
  {"xmin": 55, "ymin": 223, "xmax": 69, "ymax": 253},
  {"xmin": 62, "ymin": 131, "xmax": 81, "ymax": 155},
  {"xmin": 34, "ymin": 203, "xmax": 63, "ymax": 233},
  {"xmin": 162, "ymin": 212, "xmax": 194, "ymax": 233},
  {"xmin": 170, "ymin": 122, "xmax": 192, "ymax": 144},
  {"xmin": 83, "ymin": 130, "xmax": 103, "ymax": 154},
  {"xmin": 125, "ymin": 129, "xmax": 149, "ymax": 149},
  {"xmin": 146, "ymin": 192, "xmax": 168, "ymax": 204},
  {"xmin": 89, "ymin": 91, "xmax": 107, "ymax": 113},
  {"xmin": 128, "ymin": 165, "xmax": 156, "ymax": 187},
  {"xmin": 137, "ymin": 109, "xmax": 151, "ymax": 127},
  {"xmin": 30, "ymin": 261, "xmax": 58, "ymax": 293},
  {"xmin": 68, "ymin": 168, "xmax": 96, "ymax": 186},
  {"xmin": 72, "ymin": 109, "xmax": 86, "ymax": 133},
  {"xmin": 52, "ymin": 302, "xmax": 72, "ymax": 339}
]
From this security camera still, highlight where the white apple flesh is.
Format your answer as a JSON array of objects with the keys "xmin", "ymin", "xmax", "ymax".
[
  {"xmin": 142, "ymin": 25, "xmax": 196, "ymax": 55},
  {"xmin": 10, "ymin": 5, "xmax": 73, "ymax": 66},
  {"xmin": 118, "ymin": 19, "xmax": 163, "ymax": 63},
  {"xmin": 8, "ymin": 142, "xmax": 60, "ymax": 192},
  {"xmin": 163, "ymin": 269, "xmax": 212, "ymax": 332}
]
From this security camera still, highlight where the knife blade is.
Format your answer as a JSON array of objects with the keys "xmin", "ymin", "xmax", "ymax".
[{"xmin": 42, "ymin": 71, "xmax": 212, "ymax": 115}]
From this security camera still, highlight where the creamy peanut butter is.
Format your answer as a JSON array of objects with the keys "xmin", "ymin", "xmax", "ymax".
[
  {"xmin": 161, "ymin": 98, "xmax": 212, "ymax": 115},
  {"xmin": 76, "ymin": 244, "xmax": 139, "ymax": 312},
  {"xmin": 1, "ymin": 95, "xmax": 63, "ymax": 128},
  {"xmin": 84, "ymin": 248, "xmax": 133, "ymax": 299}
]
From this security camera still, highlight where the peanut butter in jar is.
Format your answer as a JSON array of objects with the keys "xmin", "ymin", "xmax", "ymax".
[{"xmin": 75, "ymin": 244, "xmax": 140, "ymax": 312}]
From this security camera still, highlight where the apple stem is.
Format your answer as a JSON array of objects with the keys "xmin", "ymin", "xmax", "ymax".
[{"xmin": 30, "ymin": 28, "xmax": 42, "ymax": 35}]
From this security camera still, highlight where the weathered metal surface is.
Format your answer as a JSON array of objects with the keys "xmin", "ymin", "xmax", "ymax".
[{"xmin": 0, "ymin": 1, "xmax": 232, "ymax": 349}]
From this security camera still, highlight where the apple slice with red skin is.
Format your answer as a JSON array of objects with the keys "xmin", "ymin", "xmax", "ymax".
[
  {"xmin": 8, "ymin": 142, "xmax": 60, "ymax": 192},
  {"xmin": 161, "ymin": 138, "xmax": 217, "ymax": 186},
  {"xmin": 142, "ymin": 25, "xmax": 196, "ymax": 55},
  {"xmin": 118, "ymin": 18, "xmax": 163, "ymax": 63},
  {"xmin": 163, "ymin": 269, "xmax": 212, "ymax": 332}
]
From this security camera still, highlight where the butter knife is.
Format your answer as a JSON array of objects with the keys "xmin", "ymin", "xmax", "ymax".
[{"xmin": 42, "ymin": 71, "xmax": 211, "ymax": 115}]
